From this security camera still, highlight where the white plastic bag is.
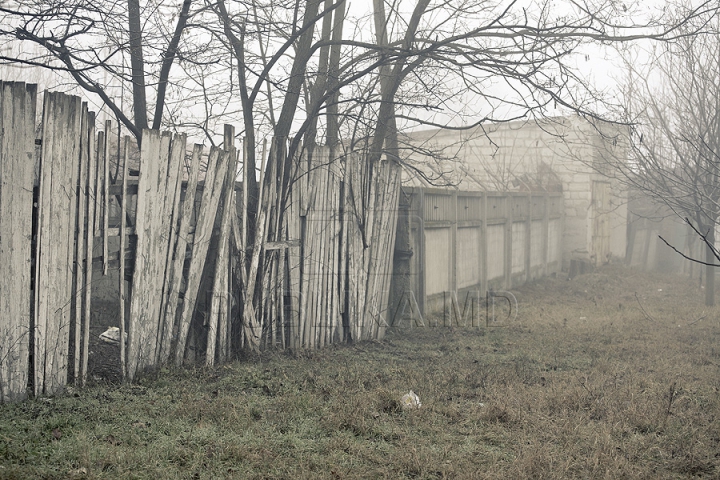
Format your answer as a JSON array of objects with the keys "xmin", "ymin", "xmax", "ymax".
[
  {"xmin": 99, "ymin": 327, "xmax": 126, "ymax": 345},
  {"xmin": 401, "ymin": 390, "xmax": 421, "ymax": 409}
]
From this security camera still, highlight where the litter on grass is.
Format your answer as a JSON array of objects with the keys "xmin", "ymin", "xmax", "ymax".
[{"xmin": 401, "ymin": 391, "xmax": 421, "ymax": 409}]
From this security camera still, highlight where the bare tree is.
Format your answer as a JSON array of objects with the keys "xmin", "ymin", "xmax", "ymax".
[
  {"xmin": 606, "ymin": 5, "xmax": 720, "ymax": 305},
  {"xmin": 0, "ymin": 0, "xmax": 194, "ymax": 144},
  {"xmin": 3, "ymin": 0, "xmax": 719, "ymax": 337}
]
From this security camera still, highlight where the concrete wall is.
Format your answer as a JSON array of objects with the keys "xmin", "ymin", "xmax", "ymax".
[
  {"xmin": 400, "ymin": 188, "xmax": 563, "ymax": 314},
  {"xmin": 401, "ymin": 117, "xmax": 628, "ymax": 269},
  {"xmin": 486, "ymin": 224, "xmax": 505, "ymax": 281},
  {"xmin": 425, "ymin": 227, "xmax": 451, "ymax": 296},
  {"xmin": 457, "ymin": 227, "xmax": 481, "ymax": 289}
]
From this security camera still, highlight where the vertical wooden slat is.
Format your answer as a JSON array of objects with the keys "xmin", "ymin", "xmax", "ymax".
[
  {"xmin": 119, "ymin": 136, "xmax": 130, "ymax": 380},
  {"xmin": 480, "ymin": 191, "xmax": 488, "ymax": 296},
  {"xmin": 93, "ymin": 124, "xmax": 103, "ymax": 237},
  {"xmin": 154, "ymin": 133, "xmax": 186, "ymax": 363},
  {"xmin": 287, "ymin": 178, "xmax": 302, "ymax": 350},
  {"xmin": 34, "ymin": 91, "xmax": 82, "ymax": 396},
  {"xmin": 127, "ymin": 131, "xmax": 184, "ymax": 379},
  {"xmin": 0, "ymin": 82, "xmax": 36, "ymax": 403},
  {"xmin": 358, "ymin": 158, "xmax": 374, "ymax": 341},
  {"xmin": 62, "ymin": 97, "xmax": 81, "ymax": 390},
  {"xmin": 221, "ymin": 126, "xmax": 236, "ymax": 360},
  {"xmin": 33, "ymin": 92, "xmax": 54, "ymax": 396},
  {"xmin": 279, "ymin": 247, "xmax": 286, "ymax": 348},
  {"xmin": 337, "ymin": 166, "xmax": 347, "ymax": 341},
  {"xmin": 367, "ymin": 160, "xmax": 386, "ymax": 338},
  {"xmin": 526, "ymin": 192, "xmax": 532, "ymax": 282},
  {"xmin": 174, "ymin": 148, "xmax": 229, "ymax": 365},
  {"xmin": 102, "ymin": 120, "xmax": 111, "ymax": 276},
  {"xmin": 81, "ymin": 113, "xmax": 97, "ymax": 386},
  {"xmin": 127, "ymin": 131, "xmax": 162, "ymax": 380},
  {"xmin": 160, "ymin": 144, "xmax": 202, "ymax": 363},
  {"xmin": 208, "ymin": 126, "xmax": 237, "ymax": 365},
  {"xmin": 241, "ymin": 138, "xmax": 249, "ymax": 278},
  {"xmin": 328, "ymin": 163, "xmax": 341, "ymax": 344},
  {"xmin": 505, "ymin": 195, "xmax": 513, "ymax": 289},
  {"xmin": 241, "ymin": 141, "xmax": 269, "ymax": 352},
  {"xmin": 376, "ymin": 162, "xmax": 401, "ymax": 339},
  {"xmin": 542, "ymin": 192, "xmax": 550, "ymax": 276},
  {"xmin": 72, "ymin": 104, "xmax": 89, "ymax": 384}
]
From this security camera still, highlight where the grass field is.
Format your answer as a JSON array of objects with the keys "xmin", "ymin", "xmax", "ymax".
[{"xmin": 1, "ymin": 265, "xmax": 719, "ymax": 479}]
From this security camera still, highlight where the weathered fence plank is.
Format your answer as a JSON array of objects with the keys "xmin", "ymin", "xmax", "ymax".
[
  {"xmin": 154, "ymin": 133, "xmax": 186, "ymax": 363},
  {"xmin": 174, "ymin": 148, "xmax": 229, "ymax": 365},
  {"xmin": 160, "ymin": 144, "xmax": 202, "ymax": 364},
  {"xmin": 119, "ymin": 136, "xmax": 130, "ymax": 380},
  {"xmin": 102, "ymin": 120, "xmax": 111, "ymax": 276},
  {"xmin": 127, "ymin": 131, "xmax": 185, "ymax": 380},
  {"xmin": 72, "ymin": 104, "xmax": 89, "ymax": 384},
  {"xmin": 0, "ymin": 82, "xmax": 37, "ymax": 403},
  {"xmin": 34, "ymin": 91, "xmax": 82, "ymax": 396},
  {"xmin": 81, "ymin": 113, "xmax": 97, "ymax": 385},
  {"xmin": 207, "ymin": 129, "xmax": 238, "ymax": 366}
]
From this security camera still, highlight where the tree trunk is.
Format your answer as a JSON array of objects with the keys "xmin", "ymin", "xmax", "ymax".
[
  {"xmin": 706, "ymin": 227, "xmax": 715, "ymax": 306},
  {"xmin": 127, "ymin": 0, "xmax": 149, "ymax": 135},
  {"xmin": 152, "ymin": 0, "xmax": 193, "ymax": 130}
]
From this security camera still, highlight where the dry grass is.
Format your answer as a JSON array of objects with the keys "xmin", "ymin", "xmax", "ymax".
[{"xmin": 1, "ymin": 265, "xmax": 719, "ymax": 479}]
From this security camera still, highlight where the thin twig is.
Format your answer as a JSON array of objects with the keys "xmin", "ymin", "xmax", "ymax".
[
  {"xmin": 635, "ymin": 292, "xmax": 656, "ymax": 322},
  {"xmin": 658, "ymin": 217, "xmax": 720, "ymax": 267},
  {"xmin": 680, "ymin": 312, "xmax": 707, "ymax": 327}
]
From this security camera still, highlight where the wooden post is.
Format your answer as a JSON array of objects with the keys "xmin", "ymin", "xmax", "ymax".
[
  {"xmin": 35, "ymin": 92, "xmax": 82, "ymax": 395},
  {"xmin": 417, "ymin": 187, "xmax": 426, "ymax": 315},
  {"xmin": 451, "ymin": 190, "xmax": 458, "ymax": 294},
  {"xmin": 480, "ymin": 191, "xmax": 488, "ymax": 296},
  {"xmin": 504, "ymin": 194, "xmax": 513, "ymax": 290},
  {"xmin": 81, "ymin": 113, "xmax": 97, "ymax": 386},
  {"xmin": 542, "ymin": 192, "xmax": 550, "ymax": 276},
  {"xmin": 526, "ymin": 192, "xmax": 532, "ymax": 283},
  {"xmin": 154, "ymin": 133, "xmax": 186, "ymax": 363},
  {"xmin": 72, "ymin": 104, "xmax": 88, "ymax": 384},
  {"xmin": 207, "ymin": 125, "xmax": 237, "ymax": 365},
  {"xmin": 102, "ymin": 120, "xmax": 111, "ymax": 276}
]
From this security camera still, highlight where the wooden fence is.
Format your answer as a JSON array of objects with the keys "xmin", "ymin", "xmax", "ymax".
[
  {"xmin": 0, "ymin": 82, "xmax": 400, "ymax": 401},
  {"xmin": 392, "ymin": 187, "xmax": 564, "ymax": 317}
]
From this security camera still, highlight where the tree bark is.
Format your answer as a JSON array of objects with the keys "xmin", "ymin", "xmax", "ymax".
[
  {"xmin": 706, "ymin": 227, "xmax": 715, "ymax": 306},
  {"xmin": 152, "ymin": 0, "xmax": 193, "ymax": 131},
  {"xmin": 127, "ymin": 0, "xmax": 149, "ymax": 134}
]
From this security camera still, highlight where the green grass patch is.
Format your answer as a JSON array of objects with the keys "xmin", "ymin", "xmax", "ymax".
[{"xmin": 1, "ymin": 266, "xmax": 719, "ymax": 478}]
